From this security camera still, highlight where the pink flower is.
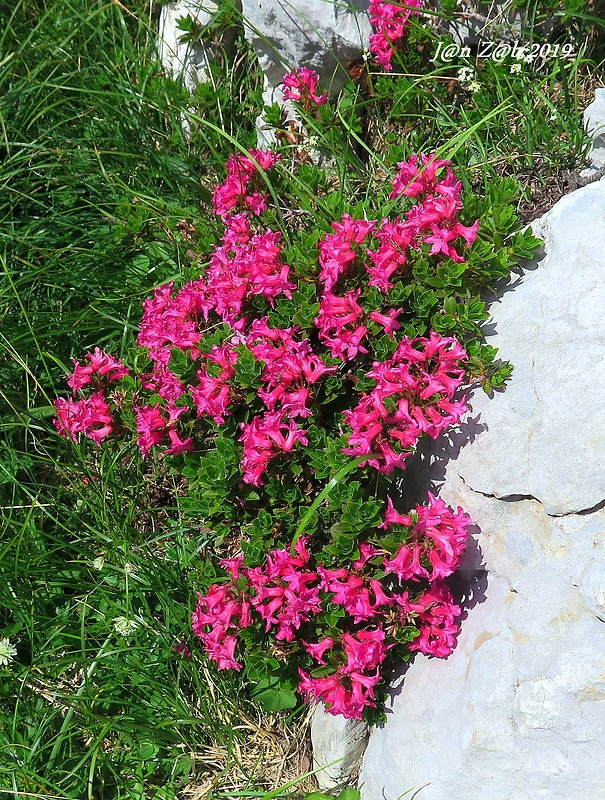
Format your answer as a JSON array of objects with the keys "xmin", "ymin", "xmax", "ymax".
[
  {"xmin": 282, "ymin": 67, "xmax": 328, "ymax": 106},
  {"xmin": 304, "ymin": 637, "xmax": 334, "ymax": 665},
  {"xmin": 135, "ymin": 405, "xmax": 167, "ymax": 457},
  {"xmin": 342, "ymin": 628, "xmax": 391, "ymax": 672},
  {"xmin": 386, "ymin": 155, "xmax": 480, "ymax": 264},
  {"xmin": 165, "ymin": 428, "xmax": 194, "ymax": 456},
  {"xmin": 243, "ymin": 547, "xmax": 321, "ymax": 641},
  {"xmin": 192, "ymin": 584, "xmax": 252, "ymax": 672},
  {"xmin": 245, "ymin": 318, "xmax": 335, "ymax": 419},
  {"xmin": 213, "ymin": 149, "xmax": 281, "ymax": 219},
  {"xmin": 220, "ymin": 555, "xmax": 244, "ymax": 580},
  {"xmin": 343, "ymin": 333, "xmax": 468, "ymax": 473},
  {"xmin": 353, "ymin": 542, "xmax": 381, "ymax": 570},
  {"xmin": 204, "ymin": 227, "xmax": 294, "ymax": 327},
  {"xmin": 67, "ymin": 348, "xmax": 129, "ymax": 393},
  {"xmin": 369, "ymin": 308, "xmax": 403, "ymax": 337},
  {"xmin": 406, "ymin": 579, "xmax": 462, "ymax": 658},
  {"xmin": 191, "ymin": 344, "xmax": 238, "ymax": 425},
  {"xmin": 368, "ymin": 0, "xmax": 422, "ymax": 70},
  {"xmin": 54, "ymin": 391, "xmax": 114, "ymax": 445},
  {"xmin": 381, "ymin": 492, "xmax": 470, "ymax": 582},
  {"xmin": 390, "ymin": 153, "xmax": 451, "ymax": 199},
  {"xmin": 315, "ymin": 289, "xmax": 368, "ymax": 361},
  {"xmin": 240, "ymin": 410, "xmax": 309, "ymax": 485},
  {"xmin": 318, "ymin": 214, "xmax": 376, "ymax": 291},
  {"xmin": 366, "ymin": 218, "xmax": 414, "ymax": 291},
  {"xmin": 297, "ymin": 668, "xmax": 382, "ymax": 720},
  {"xmin": 141, "ymin": 368, "xmax": 186, "ymax": 403},
  {"xmin": 137, "ymin": 279, "xmax": 210, "ymax": 366}
]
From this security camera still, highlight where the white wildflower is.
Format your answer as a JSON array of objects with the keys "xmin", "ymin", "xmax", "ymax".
[
  {"xmin": 516, "ymin": 47, "xmax": 533, "ymax": 64},
  {"xmin": 123, "ymin": 562, "xmax": 136, "ymax": 576},
  {"xmin": 92, "ymin": 556, "xmax": 105, "ymax": 571},
  {"xmin": 0, "ymin": 637, "xmax": 17, "ymax": 667},
  {"xmin": 457, "ymin": 66, "xmax": 475, "ymax": 86},
  {"xmin": 113, "ymin": 616, "xmax": 139, "ymax": 636},
  {"xmin": 510, "ymin": 62, "xmax": 522, "ymax": 75},
  {"xmin": 468, "ymin": 80, "xmax": 482, "ymax": 93}
]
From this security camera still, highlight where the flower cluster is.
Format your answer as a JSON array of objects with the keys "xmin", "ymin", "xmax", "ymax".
[
  {"xmin": 313, "ymin": 154, "xmax": 479, "ymax": 314},
  {"xmin": 54, "ymin": 350, "xmax": 129, "ymax": 444},
  {"xmin": 240, "ymin": 319, "xmax": 336, "ymax": 484},
  {"xmin": 0, "ymin": 637, "xmax": 18, "ymax": 667},
  {"xmin": 193, "ymin": 492, "xmax": 471, "ymax": 719},
  {"xmin": 387, "ymin": 153, "xmax": 480, "ymax": 268},
  {"xmin": 213, "ymin": 148, "xmax": 281, "ymax": 219},
  {"xmin": 343, "ymin": 332, "xmax": 468, "ymax": 472},
  {"xmin": 54, "ymin": 150, "xmax": 476, "ymax": 487},
  {"xmin": 281, "ymin": 67, "xmax": 328, "ymax": 107},
  {"xmin": 369, "ymin": 0, "xmax": 422, "ymax": 70}
]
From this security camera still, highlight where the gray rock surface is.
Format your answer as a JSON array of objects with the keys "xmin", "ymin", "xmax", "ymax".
[
  {"xmin": 311, "ymin": 706, "xmax": 369, "ymax": 790},
  {"xmin": 158, "ymin": 1, "xmax": 218, "ymax": 92},
  {"xmin": 444, "ymin": 179, "xmax": 605, "ymax": 517},
  {"xmin": 360, "ymin": 180, "xmax": 605, "ymax": 799},
  {"xmin": 241, "ymin": 0, "xmax": 371, "ymax": 95}
]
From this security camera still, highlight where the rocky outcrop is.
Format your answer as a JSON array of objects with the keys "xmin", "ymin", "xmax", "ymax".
[
  {"xmin": 158, "ymin": 1, "xmax": 221, "ymax": 92},
  {"xmin": 241, "ymin": 0, "xmax": 371, "ymax": 94},
  {"xmin": 359, "ymin": 179, "xmax": 605, "ymax": 799},
  {"xmin": 241, "ymin": 0, "xmax": 370, "ymax": 147},
  {"xmin": 158, "ymin": 0, "xmax": 371, "ymax": 143}
]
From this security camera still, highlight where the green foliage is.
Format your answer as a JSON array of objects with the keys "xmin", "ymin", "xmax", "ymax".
[{"xmin": 0, "ymin": 0, "xmax": 601, "ymax": 795}]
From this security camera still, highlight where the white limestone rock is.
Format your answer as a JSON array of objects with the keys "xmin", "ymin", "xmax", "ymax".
[
  {"xmin": 241, "ymin": 0, "xmax": 371, "ymax": 94},
  {"xmin": 158, "ymin": 1, "xmax": 219, "ymax": 92},
  {"xmin": 583, "ymin": 87, "xmax": 605, "ymax": 169},
  {"xmin": 311, "ymin": 705, "xmax": 369, "ymax": 790},
  {"xmin": 359, "ymin": 181, "xmax": 605, "ymax": 799},
  {"xmin": 442, "ymin": 179, "xmax": 605, "ymax": 517}
]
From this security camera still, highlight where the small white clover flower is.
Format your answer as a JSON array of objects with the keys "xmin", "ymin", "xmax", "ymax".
[
  {"xmin": 468, "ymin": 80, "xmax": 482, "ymax": 93},
  {"xmin": 457, "ymin": 66, "xmax": 475, "ymax": 85},
  {"xmin": 510, "ymin": 62, "xmax": 522, "ymax": 75},
  {"xmin": 113, "ymin": 616, "xmax": 139, "ymax": 636},
  {"xmin": 0, "ymin": 637, "xmax": 17, "ymax": 667},
  {"xmin": 123, "ymin": 562, "xmax": 136, "ymax": 576},
  {"xmin": 92, "ymin": 556, "xmax": 105, "ymax": 571},
  {"xmin": 516, "ymin": 47, "xmax": 533, "ymax": 64}
]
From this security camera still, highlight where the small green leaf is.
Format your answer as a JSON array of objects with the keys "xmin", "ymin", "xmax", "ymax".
[{"xmin": 251, "ymin": 678, "xmax": 298, "ymax": 711}]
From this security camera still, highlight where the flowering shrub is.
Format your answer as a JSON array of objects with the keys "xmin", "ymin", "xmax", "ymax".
[
  {"xmin": 369, "ymin": 0, "xmax": 422, "ymax": 70},
  {"xmin": 193, "ymin": 492, "xmax": 470, "ymax": 719},
  {"xmin": 54, "ymin": 144, "xmax": 540, "ymax": 719}
]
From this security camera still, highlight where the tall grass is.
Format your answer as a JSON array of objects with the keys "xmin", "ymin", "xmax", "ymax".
[{"xmin": 0, "ymin": 2, "xmax": 271, "ymax": 797}]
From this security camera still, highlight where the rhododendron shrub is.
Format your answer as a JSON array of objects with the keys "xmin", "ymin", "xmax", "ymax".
[
  {"xmin": 53, "ymin": 145, "xmax": 539, "ymax": 719},
  {"xmin": 193, "ymin": 492, "xmax": 471, "ymax": 720},
  {"xmin": 369, "ymin": 0, "xmax": 422, "ymax": 70}
]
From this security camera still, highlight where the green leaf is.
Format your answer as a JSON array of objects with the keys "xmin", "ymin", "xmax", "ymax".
[
  {"xmin": 336, "ymin": 790, "xmax": 361, "ymax": 800},
  {"xmin": 251, "ymin": 678, "xmax": 298, "ymax": 711},
  {"xmin": 167, "ymin": 347, "xmax": 192, "ymax": 378},
  {"xmin": 234, "ymin": 343, "xmax": 263, "ymax": 388}
]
